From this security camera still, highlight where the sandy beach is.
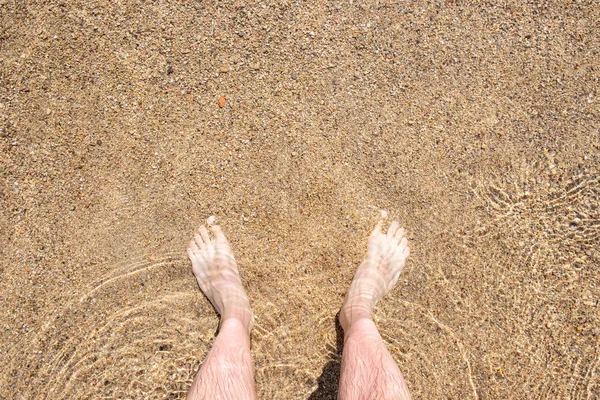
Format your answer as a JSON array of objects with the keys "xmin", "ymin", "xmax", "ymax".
[{"xmin": 1, "ymin": 0, "xmax": 599, "ymax": 398}]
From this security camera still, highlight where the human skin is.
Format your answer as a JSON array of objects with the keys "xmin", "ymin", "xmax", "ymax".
[
  {"xmin": 337, "ymin": 214, "xmax": 412, "ymax": 400},
  {"xmin": 185, "ymin": 213, "xmax": 411, "ymax": 399},
  {"xmin": 186, "ymin": 219, "xmax": 255, "ymax": 400}
]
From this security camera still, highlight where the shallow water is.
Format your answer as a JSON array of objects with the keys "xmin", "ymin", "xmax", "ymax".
[{"xmin": 1, "ymin": 1, "xmax": 599, "ymax": 399}]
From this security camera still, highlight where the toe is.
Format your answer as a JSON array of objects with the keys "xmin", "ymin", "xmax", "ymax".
[
  {"xmin": 396, "ymin": 242, "xmax": 410, "ymax": 262},
  {"xmin": 387, "ymin": 221, "xmax": 399, "ymax": 238},
  {"xmin": 399, "ymin": 237, "xmax": 408, "ymax": 251},
  {"xmin": 394, "ymin": 228, "xmax": 405, "ymax": 242},
  {"xmin": 390, "ymin": 269, "xmax": 402, "ymax": 288},
  {"xmin": 199, "ymin": 225, "xmax": 211, "ymax": 243},
  {"xmin": 371, "ymin": 222, "xmax": 383, "ymax": 237},
  {"xmin": 371, "ymin": 213, "xmax": 387, "ymax": 237},
  {"xmin": 194, "ymin": 233, "xmax": 205, "ymax": 249},
  {"xmin": 186, "ymin": 242, "xmax": 198, "ymax": 261},
  {"xmin": 186, "ymin": 248, "xmax": 196, "ymax": 265},
  {"xmin": 210, "ymin": 224, "xmax": 228, "ymax": 243},
  {"xmin": 188, "ymin": 239, "xmax": 199, "ymax": 252}
]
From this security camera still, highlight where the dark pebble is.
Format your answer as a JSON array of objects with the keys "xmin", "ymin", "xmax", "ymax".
[{"xmin": 158, "ymin": 344, "xmax": 172, "ymax": 351}]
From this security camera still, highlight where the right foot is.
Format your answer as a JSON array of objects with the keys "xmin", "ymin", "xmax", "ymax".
[
  {"xmin": 340, "ymin": 211, "xmax": 410, "ymax": 332},
  {"xmin": 186, "ymin": 217, "xmax": 254, "ymax": 332}
]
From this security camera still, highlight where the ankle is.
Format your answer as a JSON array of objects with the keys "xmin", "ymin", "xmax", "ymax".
[
  {"xmin": 340, "ymin": 306, "xmax": 373, "ymax": 332},
  {"xmin": 343, "ymin": 317, "xmax": 380, "ymax": 342},
  {"xmin": 221, "ymin": 310, "xmax": 254, "ymax": 335}
]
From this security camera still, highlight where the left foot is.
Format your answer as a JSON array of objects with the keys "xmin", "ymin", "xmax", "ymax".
[
  {"xmin": 340, "ymin": 211, "xmax": 410, "ymax": 332},
  {"xmin": 187, "ymin": 217, "xmax": 254, "ymax": 331}
]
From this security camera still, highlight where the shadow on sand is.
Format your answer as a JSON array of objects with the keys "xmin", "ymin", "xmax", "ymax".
[{"xmin": 308, "ymin": 314, "xmax": 345, "ymax": 400}]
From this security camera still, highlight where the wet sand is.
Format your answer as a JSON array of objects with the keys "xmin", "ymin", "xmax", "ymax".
[{"xmin": 1, "ymin": 1, "xmax": 599, "ymax": 398}]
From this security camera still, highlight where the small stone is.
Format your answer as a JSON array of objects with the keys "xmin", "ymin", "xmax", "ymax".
[
  {"xmin": 329, "ymin": 278, "xmax": 334, "ymax": 284},
  {"xmin": 158, "ymin": 344, "xmax": 172, "ymax": 351},
  {"xmin": 69, "ymin": 205, "xmax": 76, "ymax": 211},
  {"xmin": 167, "ymin": 65, "xmax": 173, "ymax": 75},
  {"xmin": 219, "ymin": 66, "xmax": 229, "ymax": 73},
  {"xmin": 218, "ymin": 96, "xmax": 226, "ymax": 108}
]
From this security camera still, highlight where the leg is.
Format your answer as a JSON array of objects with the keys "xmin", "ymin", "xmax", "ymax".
[
  {"xmin": 187, "ymin": 318, "xmax": 254, "ymax": 400},
  {"xmin": 338, "ymin": 212, "xmax": 412, "ymax": 400},
  {"xmin": 186, "ymin": 217, "xmax": 256, "ymax": 400}
]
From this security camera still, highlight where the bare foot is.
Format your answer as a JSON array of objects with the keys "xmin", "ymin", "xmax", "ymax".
[
  {"xmin": 340, "ymin": 211, "xmax": 410, "ymax": 332},
  {"xmin": 186, "ymin": 217, "xmax": 254, "ymax": 332}
]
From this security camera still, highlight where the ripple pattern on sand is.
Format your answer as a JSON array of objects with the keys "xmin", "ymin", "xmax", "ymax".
[
  {"xmin": 6, "ymin": 252, "xmax": 217, "ymax": 400},
  {"xmin": 459, "ymin": 163, "xmax": 599, "ymax": 399}
]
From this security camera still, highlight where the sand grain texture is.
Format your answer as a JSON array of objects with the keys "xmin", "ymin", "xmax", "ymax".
[{"xmin": 1, "ymin": 0, "xmax": 599, "ymax": 399}]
